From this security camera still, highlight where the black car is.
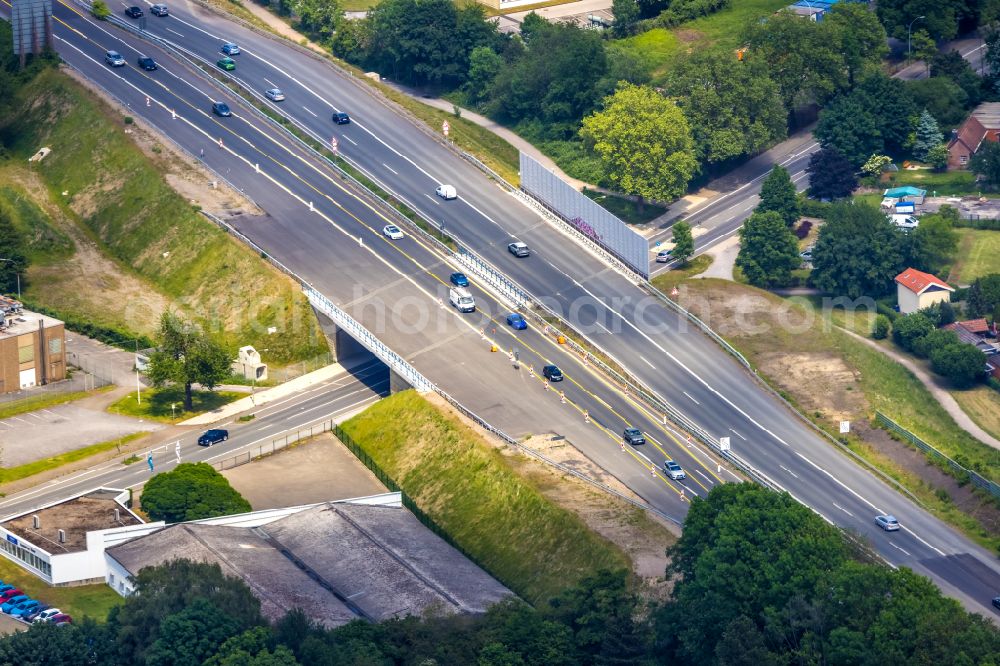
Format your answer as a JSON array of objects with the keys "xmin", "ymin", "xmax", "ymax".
[
  {"xmin": 124, "ymin": 6, "xmax": 143, "ymax": 17},
  {"xmin": 197, "ymin": 429, "xmax": 229, "ymax": 446},
  {"xmin": 992, "ymin": 596, "xmax": 1000, "ymax": 612},
  {"xmin": 212, "ymin": 102, "xmax": 232, "ymax": 117},
  {"xmin": 542, "ymin": 365, "xmax": 563, "ymax": 382},
  {"xmin": 623, "ymin": 428, "xmax": 645, "ymax": 446},
  {"xmin": 333, "ymin": 112, "xmax": 351, "ymax": 125},
  {"xmin": 23, "ymin": 604, "xmax": 49, "ymax": 622},
  {"xmin": 137, "ymin": 56, "xmax": 157, "ymax": 71}
]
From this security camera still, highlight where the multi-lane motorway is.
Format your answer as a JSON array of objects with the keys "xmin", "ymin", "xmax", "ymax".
[{"xmin": 4, "ymin": 0, "xmax": 999, "ymax": 616}]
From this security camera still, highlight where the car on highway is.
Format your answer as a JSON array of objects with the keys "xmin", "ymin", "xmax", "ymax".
[
  {"xmin": 875, "ymin": 514, "xmax": 900, "ymax": 531},
  {"xmin": 265, "ymin": 88, "xmax": 285, "ymax": 102},
  {"xmin": 217, "ymin": 57, "xmax": 236, "ymax": 71},
  {"xmin": 449, "ymin": 272, "xmax": 469, "ymax": 287},
  {"xmin": 32, "ymin": 608, "xmax": 61, "ymax": 624},
  {"xmin": 150, "ymin": 3, "xmax": 169, "ymax": 16},
  {"xmin": 333, "ymin": 112, "xmax": 351, "ymax": 125},
  {"xmin": 11, "ymin": 599, "xmax": 41, "ymax": 617},
  {"xmin": 508, "ymin": 242, "xmax": 530, "ymax": 258},
  {"xmin": 124, "ymin": 6, "xmax": 144, "ymax": 18},
  {"xmin": 1, "ymin": 595, "xmax": 29, "ymax": 613},
  {"xmin": 383, "ymin": 224, "xmax": 404, "ymax": 240},
  {"xmin": 623, "ymin": 428, "xmax": 646, "ymax": 446},
  {"xmin": 542, "ymin": 365, "xmax": 563, "ymax": 382},
  {"xmin": 197, "ymin": 429, "xmax": 229, "ymax": 446},
  {"xmin": 104, "ymin": 50, "xmax": 126, "ymax": 67},
  {"xmin": 449, "ymin": 287, "xmax": 476, "ymax": 313},
  {"xmin": 221, "ymin": 43, "xmax": 241, "ymax": 56},
  {"xmin": 435, "ymin": 184, "xmax": 457, "ymax": 200},
  {"xmin": 137, "ymin": 56, "xmax": 158, "ymax": 71},
  {"xmin": 993, "ymin": 596, "xmax": 1000, "ymax": 612},
  {"xmin": 506, "ymin": 313, "xmax": 527, "ymax": 330},
  {"xmin": 663, "ymin": 460, "xmax": 686, "ymax": 480},
  {"xmin": 212, "ymin": 102, "xmax": 232, "ymax": 117},
  {"xmin": 655, "ymin": 249, "xmax": 672, "ymax": 263}
]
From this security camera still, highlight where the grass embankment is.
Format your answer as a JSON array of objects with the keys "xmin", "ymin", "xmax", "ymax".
[
  {"xmin": 650, "ymin": 255, "xmax": 713, "ymax": 293},
  {"xmin": 108, "ymin": 388, "xmax": 244, "ymax": 423},
  {"xmin": 949, "ymin": 387, "xmax": 1000, "ymax": 444},
  {"xmin": 0, "ymin": 557, "xmax": 120, "ymax": 622},
  {"xmin": 948, "ymin": 229, "xmax": 1000, "ymax": 284},
  {"xmin": 0, "ymin": 67, "xmax": 326, "ymax": 363},
  {"xmin": 339, "ymin": 391, "xmax": 629, "ymax": 605},
  {"xmin": 0, "ymin": 432, "xmax": 148, "ymax": 486},
  {"xmin": 678, "ymin": 280, "xmax": 1000, "ymax": 551},
  {"xmin": 0, "ymin": 387, "xmax": 112, "ymax": 421}
]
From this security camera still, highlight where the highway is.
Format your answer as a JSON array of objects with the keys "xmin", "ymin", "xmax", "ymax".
[{"xmin": 5, "ymin": 0, "xmax": 1000, "ymax": 616}]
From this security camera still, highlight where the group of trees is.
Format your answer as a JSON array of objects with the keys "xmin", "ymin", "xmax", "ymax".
[
  {"xmin": 967, "ymin": 273, "xmax": 1000, "ymax": 319},
  {"xmin": 892, "ymin": 304, "xmax": 987, "ymax": 387},
  {"xmin": 736, "ymin": 167, "xmax": 802, "ymax": 288},
  {"xmin": 141, "ymin": 462, "xmax": 251, "ymax": 523},
  {"xmin": 3, "ymin": 484, "xmax": 998, "ymax": 665},
  {"xmin": 0, "ymin": 206, "xmax": 27, "ymax": 296}
]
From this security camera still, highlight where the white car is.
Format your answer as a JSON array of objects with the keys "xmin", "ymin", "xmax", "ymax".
[
  {"xmin": 383, "ymin": 224, "xmax": 404, "ymax": 240},
  {"xmin": 663, "ymin": 460, "xmax": 686, "ymax": 480},
  {"xmin": 435, "ymin": 184, "xmax": 457, "ymax": 200},
  {"xmin": 875, "ymin": 514, "xmax": 900, "ymax": 531},
  {"xmin": 265, "ymin": 88, "xmax": 285, "ymax": 102},
  {"xmin": 32, "ymin": 608, "xmax": 61, "ymax": 624}
]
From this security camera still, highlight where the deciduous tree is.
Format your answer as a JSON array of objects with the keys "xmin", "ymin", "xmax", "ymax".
[
  {"xmin": 0, "ymin": 207, "xmax": 27, "ymax": 296},
  {"xmin": 823, "ymin": 2, "xmax": 888, "ymax": 86},
  {"xmin": 736, "ymin": 211, "xmax": 802, "ymax": 287},
  {"xmin": 580, "ymin": 84, "xmax": 698, "ymax": 205},
  {"xmin": 147, "ymin": 313, "xmax": 232, "ymax": 411},
  {"xmin": 908, "ymin": 76, "xmax": 970, "ymax": 128},
  {"xmin": 903, "ymin": 206, "xmax": 959, "ymax": 274},
  {"xmin": 931, "ymin": 342, "xmax": 986, "ymax": 387},
  {"xmin": 292, "ymin": 0, "xmax": 342, "ymax": 44},
  {"xmin": 893, "ymin": 312, "xmax": 935, "ymax": 350},
  {"xmin": 970, "ymin": 140, "xmax": 1000, "ymax": 187},
  {"xmin": 670, "ymin": 221, "xmax": 694, "ymax": 265},
  {"xmin": 141, "ymin": 462, "xmax": 252, "ymax": 523},
  {"xmin": 806, "ymin": 148, "xmax": 858, "ymax": 200},
  {"xmin": 812, "ymin": 202, "xmax": 904, "ymax": 297},
  {"xmin": 967, "ymin": 273, "xmax": 1000, "ymax": 318},
  {"xmin": 756, "ymin": 165, "xmax": 799, "ymax": 225},
  {"xmin": 877, "ymin": 0, "xmax": 973, "ymax": 41}
]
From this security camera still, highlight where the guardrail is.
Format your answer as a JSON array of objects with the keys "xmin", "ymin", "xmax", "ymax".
[{"xmin": 211, "ymin": 420, "xmax": 333, "ymax": 471}]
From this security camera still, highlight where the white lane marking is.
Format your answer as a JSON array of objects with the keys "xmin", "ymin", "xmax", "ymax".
[
  {"xmin": 729, "ymin": 428, "xmax": 746, "ymax": 441},
  {"xmin": 342, "ymin": 135, "xmax": 358, "ymax": 146},
  {"xmin": 682, "ymin": 391, "xmax": 700, "ymax": 405},
  {"xmin": 779, "ymin": 464, "xmax": 799, "ymax": 479},
  {"xmin": 696, "ymin": 469, "xmax": 713, "ymax": 483},
  {"xmin": 640, "ymin": 355, "xmax": 656, "ymax": 369},
  {"xmin": 383, "ymin": 163, "xmax": 398, "ymax": 175},
  {"xmin": 40, "ymin": 409, "xmax": 59, "ymax": 417},
  {"xmin": 264, "ymin": 77, "xmax": 278, "ymax": 88},
  {"xmin": 424, "ymin": 194, "xmax": 440, "ymax": 205},
  {"xmin": 890, "ymin": 542, "xmax": 911, "ymax": 557},
  {"xmin": 165, "ymin": 27, "xmax": 184, "ymax": 37},
  {"xmin": 9, "ymin": 417, "xmax": 28, "ymax": 424},
  {"xmin": 302, "ymin": 106, "xmax": 318, "ymax": 118},
  {"xmin": 961, "ymin": 43, "xmax": 986, "ymax": 56},
  {"xmin": 595, "ymin": 320, "xmax": 612, "ymax": 335},
  {"xmin": 833, "ymin": 502, "xmax": 853, "ymax": 517}
]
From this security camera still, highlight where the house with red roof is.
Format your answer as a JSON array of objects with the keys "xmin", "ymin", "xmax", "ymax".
[
  {"xmin": 947, "ymin": 103, "xmax": 1000, "ymax": 170},
  {"xmin": 895, "ymin": 268, "xmax": 954, "ymax": 314}
]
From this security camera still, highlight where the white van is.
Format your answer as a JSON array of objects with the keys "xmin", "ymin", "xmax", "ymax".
[
  {"xmin": 891, "ymin": 214, "xmax": 919, "ymax": 230},
  {"xmin": 449, "ymin": 287, "xmax": 475, "ymax": 313}
]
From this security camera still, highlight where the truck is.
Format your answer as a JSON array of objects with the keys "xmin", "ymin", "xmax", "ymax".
[{"xmin": 449, "ymin": 287, "xmax": 476, "ymax": 313}]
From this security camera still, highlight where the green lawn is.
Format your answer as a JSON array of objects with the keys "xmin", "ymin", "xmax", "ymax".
[
  {"xmin": 947, "ymin": 229, "xmax": 1000, "ymax": 284},
  {"xmin": 650, "ymin": 255, "xmax": 714, "ymax": 293},
  {"xmin": 0, "ymin": 557, "xmax": 120, "ymax": 622},
  {"xmin": 107, "ymin": 387, "xmax": 243, "ymax": 423},
  {"xmin": 950, "ymin": 387, "xmax": 1000, "ymax": 444},
  {"xmin": 582, "ymin": 188, "xmax": 666, "ymax": 225},
  {"xmin": 0, "ymin": 184, "xmax": 73, "ymax": 264},
  {"xmin": 884, "ymin": 169, "xmax": 979, "ymax": 196},
  {"xmin": 339, "ymin": 391, "xmax": 628, "ymax": 605},
  {"xmin": 0, "ymin": 432, "xmax": 148, "ymax": 485},
  {"xmin": 615, "ymin": 29, "xmax": 683, "ymax": 80}
]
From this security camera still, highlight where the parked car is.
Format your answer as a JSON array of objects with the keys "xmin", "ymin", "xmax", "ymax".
[
  {"xmin": 150, "ymin": 4, "xmax": 168, "ymax": 16},
  {"xmin": 382, "ymin": 224, "xmax": 404, "ymax": 240},
  {"xmin": 137, "ymin": 56, "xmax": 157, "ymax": 71},
  {"xmin": 221, "ymin": 43, "xmax": 240, "ymax": 56},
  {"xmin": 623, "ymin": 428, "xmax": 645, "ymax": 446},
  {"xmin": 542, "ymin": 365, "xmax": 563, "ymax": 382},
  {"xmin": 216, "ymin": 57, "xmax": 236, "ymax": 71},
  {"xmin": 435, "ymin": 184, "xmax": 457, "ymax": 200},
  {"xmin": 449, "ymin": 272, "xmax": 469, "ymax": 287},
  {"xmin": 11, "ymin": 599, "xmax": 41, "ymax": 617},
  {"xmin": 507, "ymin": 242, "xmax": 530, "ymax": 258},
  {"xmin": 506, "ymin": 313, "xmax": 527, "ymax": 330},
  {"xmin": 0, "ymin": 584, "xmax": 15, "ymax": 594},
  {"xmin": 50, "ymin": 613, "xmax": 72, "ymax": 626},
  {"xmin": 0, "ymin": 589, "xmax": 23, "ymax": 602},
  {"xmin": 104, "ymin": 50, "xmax": 126, "ymax": 67},
  {"xmin": 211, "ymin": 102, "xmax": 231, "ymax": 117},
  {"xmin": 23, "ymin": 605, "xmax": 50, "ymax": 622},
  {"xmin": 655, "ymin": 249, "xmax": 672, "ymax": 263},
  {"xmin": 2, "ymin": 595, "xmax": 30, "ymax": 613},
  {"xmin": 32, "ymin": 608, "xmax": 61, "ymax": 624},
  {"xmin": 197, "ymin": 429, "xmax": 228, "ymax": 446},
  {"xmin": 663, "ymin": 460, "xmax": 686, "ymax": 480},
  {"xmin": 265, "ymin": 88, "xmax": 285, "ymax": 102},
  {"xmin": 875, "ymin": 514, "xmax": 900, "ymax": 531},
  {"xmin": 124, "ymin": 6, "xmax": 143, "ymax": 18}
]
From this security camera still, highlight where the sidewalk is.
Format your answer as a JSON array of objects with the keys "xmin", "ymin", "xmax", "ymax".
[
  {"xmin": 179, "ymin": 363, "xmax": 347, "ymax": 425},
  {"xmin": 842, "ymin": 329, "xmax": 1000, "ymax": 452}
]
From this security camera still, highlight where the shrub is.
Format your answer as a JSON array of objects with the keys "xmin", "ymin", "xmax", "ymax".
[
  {"xmin": 892, "ymin": 312, "xmax": 934, "ymax": 351},
  {"xmin": 91, "ymin": 0, "xmax": 110, "ymax": 19},
  {"xmin": 930, "ymin": 343, "xmax": 986, "ymax": 388},
  {"xmin": 872, "ymin": 314, "xmax": 891, "ymax": 339}
]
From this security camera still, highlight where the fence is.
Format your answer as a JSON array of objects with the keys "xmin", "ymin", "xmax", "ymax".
[
  {"xmin": 875, "ymin": 411, "xmax": 1000, "ymax": 501},
  {"xmin": 64, "ymin": 350, "xmax": 127, "ymax": 387},
  {"xmin": 211, "ymin": 420, "xmax": 335, "ymax": 471},
  {"xmin": 266, "ymin": 352, "xmax": 336, "ymax": 384},
  {"xmin": 0, "ymin": 371, "xmax": 109, "ymax": 407}
]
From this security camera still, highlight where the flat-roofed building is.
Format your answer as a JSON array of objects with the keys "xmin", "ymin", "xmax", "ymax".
[{"xmin": 0, "ymin": 301, "xmax": 66, "ymax": 394}]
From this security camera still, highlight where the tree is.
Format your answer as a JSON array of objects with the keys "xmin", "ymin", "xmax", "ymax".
[
  {"xmin": 927, "ymin": 143, "xmax": 950, "ymax": 171},
  {"xmin": 823, "ymin": 2, "xmax": 888, "ymax": 87},
  {"xmin": 736, "ymin": 211, "xmax": 801, "ymax": 287},
  {"xmin": 904, "ymin": 206, "xmax": 959, "ymax": 274},
  {"xmin": 907, "ymin": 76, "xmax": 970, "ymax": 128},
  {"xmin": 293, "ymin": 0, "xmax": 342, "ymax": 43},
  {"xmin": 861, "ymin": 154, "xmax": 893, "ymax": 177},
  {"xmin": 812, "ymin": 203, "xmax": 904, "ymax": 298},
  {"xmin": 665, "ymin": 48, "xmax": 787, "ymax": 165},
  {"xmin": 757, "ymin": 166, "xmax": 799, "ymax": 225},
  {"xmin": 910, "ymin": 29, "xmax": 938, "ymax": 68},
  {"xmin": 912, "ymin": 327, "xmax": 960, "ymax": 358},
  {"xmin": 806, "ymin": 148, "xmax": 858, "ymax": 200},
  {"xmin": 930, "ymin": 50, "xmax": 982, "ymax": 107},
  {"xmin": 141, "ymin": 462, "xmax": 252, "ymax": 523},
  {"xmin": 145, "ymin": 599, "xmax": 245, "ymax": 666},
  {"xmin": 876, "ymin": 0, "xmax": 974, "ymax": 41},
  {"xmin": 967, "ymin": 273, "xmax": 1000, "ymax": 318},
  {"xmin": 872, "ymin": 314, "xmax": 891, "ymax": 339},
  {"xmin": 814, "ymin": 94, "xmax": 883, "ymax": 167},
  {"xmin": 913, "ymin": 110, "xmax": 943, "ymax": 161},
  {"xmin": 611, "ymin": 0, "xmax": 640, "ymax": 37},
  {"xmin": 969, "ymin": 140, "xmax": 1000, "ymax": 187},
  {"xmin": 205, "ymin": 627, "xmax": 300, "ymax": 666},
  {"xmin": 147, "ymin": 313, "xmax": 232, "ymax": 411},
  {"xmin": 931, "ymin": 342, "xmax": 986, "ymax": 387},
  {"xmin": 892, "ymin": 312, "xmax": 935, "ymax": 351},
  {"xmin": 0, "ymin": 621, "xmax": 114, "ymax": 665},
  {"xmin": 670, "ymin": 221, "xmax": 694, "ymax": 266},
  {"xmin": 0, "ymin": 207, "xmax": 27, "ymax": 296},
  {"xmin": 580, "ymin": 84, "xmax": 698, "ymax": 205},
  {"xmin": 465, "ymin": 46, "xmax": 502, "ymax": 104}
]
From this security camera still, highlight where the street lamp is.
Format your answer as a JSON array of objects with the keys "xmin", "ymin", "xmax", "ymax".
[
  {"xmin": 908, "ymin": 16, "xmax": 926, "ymax": 60},
  {"xmin": 0, "ymin": 258, "xmax": 21, "ymax": 299}
]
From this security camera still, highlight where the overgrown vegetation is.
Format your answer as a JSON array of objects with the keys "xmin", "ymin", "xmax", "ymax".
[{"xmin": 141, "ymin": 462, "xmax": 252, "ymax": 522}]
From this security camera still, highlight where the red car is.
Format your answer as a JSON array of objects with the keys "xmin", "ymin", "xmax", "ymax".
[
  {"xmin": 49, "ymin": 613, "xmax": 72, "ymax": 625},
  {"xmin": 0, "ymin": 589, "xmax": 22, "ymax": 601}
]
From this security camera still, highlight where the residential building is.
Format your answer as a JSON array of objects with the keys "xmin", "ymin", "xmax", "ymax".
[
  {"xmin": 895, "ymin": 268, "xmax": 954, "ymax": 314},
  {"xmin": 947, "ymin": 102, "xmax": 1000, "ymax": 169},
  {"xmin": 0, "ymin": 302, "xmax": 66, "ymax": 394}
]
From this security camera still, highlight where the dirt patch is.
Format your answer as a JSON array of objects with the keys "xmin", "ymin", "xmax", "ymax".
[
  {"xmin": 755, "ymin": 352, "xmax": 864, "ymax": 423},
  {"xmin": 674, "ymin": 29, "xmax": 704, "ymax": 44}
]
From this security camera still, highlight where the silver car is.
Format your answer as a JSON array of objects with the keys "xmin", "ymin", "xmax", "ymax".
[
  {"xmin": 875, "ymin": 514, "xmax": 900, "ymax": 531},
  {"xmin": 150, "ymin": 3, "xmax": 168, "ymax": 16},
  {"xmin": 663, "ymin": 460, "xmax": 686, "ymax": 480},
  {"xmin": 265, "ymin": 88, "xmax": 285, "ymax": 102},
  {"xmin": 105, "ymin": 50, "xmax": 126, "ymax": 67}
]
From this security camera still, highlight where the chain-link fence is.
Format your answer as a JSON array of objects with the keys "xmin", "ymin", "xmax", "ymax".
[
  {"xmin": 211, "ymin": 420, "xmax": 335, "ymax": 471},
  {"xmin": 0, "ymin": 371, "xmax": 109, "ymax": 408},
  {"xmin": 266, "ymin": 352, "xmax": 336, "ymax": 384}
]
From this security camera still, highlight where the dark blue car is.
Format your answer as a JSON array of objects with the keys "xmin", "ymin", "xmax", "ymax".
[
  {"xmin": 449, "ymin": 272, "xmax": 469, "ymax": 287},
  {"xmin": 506, "ymin": 313, "xmax": 527, "ymax": 330},
  {"xmin": 1, "ymin": 595, "xmax": 29, "ymax": 613}
]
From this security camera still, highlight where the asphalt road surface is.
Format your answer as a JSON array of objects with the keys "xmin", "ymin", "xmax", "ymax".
[{"xmin": 6, "ymin": 0, "xmax": 999, "ymax": 616}]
